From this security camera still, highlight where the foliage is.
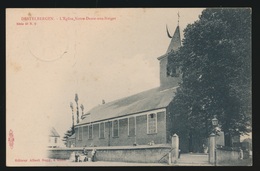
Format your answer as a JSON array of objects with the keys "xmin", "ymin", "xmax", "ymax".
[
  {"xmin": 62, "ymin": 127, "xmax": 75, "ymax": 145},
  {"xmin": 168, "ymin": 8, "xmax": 252, "ymax": 144}
]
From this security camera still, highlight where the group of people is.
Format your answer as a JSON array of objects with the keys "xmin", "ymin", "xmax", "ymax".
[{"xmin": 74, "ymin": 148, "xmax": 96, "ymax": 162}]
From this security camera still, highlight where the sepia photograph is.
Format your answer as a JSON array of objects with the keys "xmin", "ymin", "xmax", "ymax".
[{"xmin": 6, "ymin": 8, "xmax": 252, "ymax": 166}]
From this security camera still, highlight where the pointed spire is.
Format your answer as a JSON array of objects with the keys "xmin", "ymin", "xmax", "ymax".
[
  {"xmin": 166, "ymin": 25, "xmax": 181, "ymax": 53},
  {"xmin": 165, "ymin": 13, "xmax": 181, "ymax": 53}
]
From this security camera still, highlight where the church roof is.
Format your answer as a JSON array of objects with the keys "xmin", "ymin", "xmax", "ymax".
[
  {"xmin": 77, "ymin": 86, "xmax": 178, "ymax": 126},
  {"xmin": 49, "ymin": 127, "xmax": 60, "ymax": 137},
  {"xmin": 166, "ymin": 25, "xmax": 181, "ymax": 53}
]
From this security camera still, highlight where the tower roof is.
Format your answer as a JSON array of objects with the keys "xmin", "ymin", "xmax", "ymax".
[{"xmin": 166, "ymin": 25, "xmax": 181, "ymax": 53}]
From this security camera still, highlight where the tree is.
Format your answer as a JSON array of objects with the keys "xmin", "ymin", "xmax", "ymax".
[
  {"xmin": 62, "ymin": 127, "xmax": 75, "ymax": 146},
  {"xmin": 75, "ymin": 93, "xmax": 79, "ymax": 124},
  {"xmin": 168, "ymin": 8, "xmax": 251, "ymax": 147},
  {"xmin": 80, "ymin": 104, "xmax": 86, "ymax": 120},
  {"xmin": 63, "ymin": 101, "xmax": 77, "ymax": 146},
  {"xmin": 70, "ymin": 102, "xmax": 75, "ymax": 133}
]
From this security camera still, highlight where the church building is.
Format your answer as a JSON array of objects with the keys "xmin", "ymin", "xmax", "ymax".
[{"xmin": 73, "ymin": 23, "xmax": 190, "ymax": 151}]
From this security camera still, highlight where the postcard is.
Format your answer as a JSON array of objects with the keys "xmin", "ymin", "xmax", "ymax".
[{"xmin": 6, "ymin": 8, "xmax": 252, "ymax": 166}]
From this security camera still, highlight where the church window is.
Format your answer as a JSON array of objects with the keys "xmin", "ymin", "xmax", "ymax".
[
  {"xmin": 88, "ymin": 125, "xmax": 93, "ymax": 139},
  {"xmin": 128, "ymin": 117, "xmax": 136, "ymax": 136},
  {"xmin": 99, "ymin": 122, "xmax": 105, "ymax": 139},
  {"xmin": 54, "ymin": 137, "xmax": 57, "ymax": 143},
  {"xmin": 112, "ymin": 120, "xmax": 119, "ymax": 137},
  {"xmin": 147, "ymin": 113, "xmax": 157, "ymax": 134}
]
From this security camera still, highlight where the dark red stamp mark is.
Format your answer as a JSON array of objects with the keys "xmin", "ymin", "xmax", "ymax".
[{"xmin": 8, "ymin": 129, "xmax": 14, "ymax": 149}]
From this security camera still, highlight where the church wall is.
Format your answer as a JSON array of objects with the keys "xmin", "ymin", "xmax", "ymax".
[
  {"xmin": 109, "ymin": 118, "xmax": 134, "ymax": 146},
  {"xmin": 74, "ymin": 110, "xmax": 167, "ymax": 147},
  {"xmin": 93, "ymin": 123, "xmax": 101, "ymax": 145},
  {"xmin": 134, "ymin": 112, "xmax": 167, "ymax": 145},
  {"xmin": 82, "ymin": 125, "xmax": 88, "ymax": 146}
]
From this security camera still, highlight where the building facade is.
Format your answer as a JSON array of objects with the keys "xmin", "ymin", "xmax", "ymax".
[
  {"xmin": 48, "ymin": 127, "xmax": 61, "ymax": 148},
  {"xmin": 74, "ymin": 24, "xmax": 183, "ymax": 149}
]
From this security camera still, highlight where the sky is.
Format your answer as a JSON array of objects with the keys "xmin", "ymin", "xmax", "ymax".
[{"xmin": 6, "ymin": 8, "xmax": 204, "ymax": 162}]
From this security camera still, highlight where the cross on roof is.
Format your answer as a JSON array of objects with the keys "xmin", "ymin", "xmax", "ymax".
[{"xmin": 177, "ymin": 12, "xmax": 180, "ymax": 25}]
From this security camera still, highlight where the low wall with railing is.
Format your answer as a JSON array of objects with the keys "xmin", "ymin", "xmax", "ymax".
[{"xmin": 47, "ymin": 144, "xmax": 172, "ymax": 163}]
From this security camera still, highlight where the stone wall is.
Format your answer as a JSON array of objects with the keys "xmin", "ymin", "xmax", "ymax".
[
  {"xmin": 47, "ymin": 144, "xmax": 172, "ymax": 163},
  {"xmin": 216, "ymin": 146, "xmax": 241, "ymax": 165}
]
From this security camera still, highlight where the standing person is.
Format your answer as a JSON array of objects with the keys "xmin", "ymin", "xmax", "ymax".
[
  {"xmin": 83, "ymin": 147, "xmax": 88, "ymax": 155},
  {"xmin": 83, "ymin": 147, "xmax": 88, "ymax": 162},
  {"xmin": 239, "ymin": 148, "xmax": 244, "ymax": 159},
  {"xmin": 91, "ymin": 149, "xmax": 96, "ymax": 162},
  {"xmin": 75, "ymin": 151, "xmax": 79, "ymax": 162},
  {"xmin": 178, "ymin": 149, "xmax": 181, "ymax": 158}
]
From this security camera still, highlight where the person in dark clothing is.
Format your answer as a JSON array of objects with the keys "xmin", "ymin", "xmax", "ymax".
[
  {"xmin": 75, "ymin": 152, "xmax": 79, "ymax": 162},
  {"xmin": 82, "ymin": 147, "xmax": 88, "ymax": 162}
]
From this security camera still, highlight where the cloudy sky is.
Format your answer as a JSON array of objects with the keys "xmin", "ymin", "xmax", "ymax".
[{"xmin": 6, "ymin": 8, "xmax": 204, "ymax": 162}]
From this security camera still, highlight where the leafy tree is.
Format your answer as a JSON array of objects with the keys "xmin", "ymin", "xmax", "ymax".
[{"xmin": 168, "ymin": 8, "xmax": 251, "ymax": 148}]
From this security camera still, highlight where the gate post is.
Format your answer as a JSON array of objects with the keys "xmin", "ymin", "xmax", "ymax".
[
  {"xmin": 171, "ymin": 134, "xmax": 179, "ymax": 163},
  {"xmin": 168, "ymin": 152, "xmax": 172, "ymax": 165},
  {"xmin": 209, "ymin": 133, "xmax": 216, "ymax": 164}
]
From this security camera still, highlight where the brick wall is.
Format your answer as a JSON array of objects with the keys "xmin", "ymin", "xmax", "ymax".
[
  {"xmin": 136, "ymin": 112, "xmax": 167, "ymax": 145},
  {"xmin": 74, "ymin": 110, "xmax": 167, "ymax": 147}
]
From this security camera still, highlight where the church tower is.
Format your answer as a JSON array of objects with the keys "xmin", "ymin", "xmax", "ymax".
[{"xmin": 157, "ymin": 22, "xmax": 182, "ymax": 89}]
